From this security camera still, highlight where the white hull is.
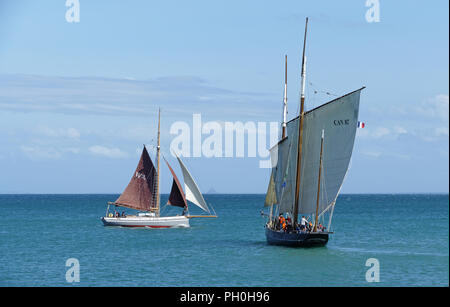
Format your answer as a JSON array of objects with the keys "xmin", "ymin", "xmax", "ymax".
[{"xmin": 101, "ymin": 215, "xmax": 190, "ymax": 228}]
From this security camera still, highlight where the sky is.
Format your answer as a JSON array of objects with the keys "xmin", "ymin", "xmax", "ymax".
[{"xmin": 0, "ymin": 0, "xmax": 448, "ymax": 194}]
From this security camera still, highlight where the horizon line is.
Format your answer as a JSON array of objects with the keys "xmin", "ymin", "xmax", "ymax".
[{"xmin": 0, "ymin": 192, "xmax": 448, "ymax": 196}]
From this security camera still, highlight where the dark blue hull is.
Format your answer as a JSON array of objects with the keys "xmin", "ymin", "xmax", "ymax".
[{"xmin": 265, "ymin": 225, "xmax": 329, "ymax": 247}]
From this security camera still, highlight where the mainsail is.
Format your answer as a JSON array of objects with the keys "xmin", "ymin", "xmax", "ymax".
[
  {"xmin": 267, "ymin": 88, "xmax": 364, "ymax": 215},
  {"xmin": 115, "ymin": 146, "xmax": 157, "ymax": 211},
  {"xmin": 164, "ymin": 158, "xmax": 187, "ymax": 208},
  {"xmin": 176, "ymin": 156, "xmax": 210, "ymax": 213}
]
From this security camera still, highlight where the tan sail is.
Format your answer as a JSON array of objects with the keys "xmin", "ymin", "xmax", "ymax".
[{"xmin": 264, "ymin": 171, "xmax": 277, "ymax": 207}]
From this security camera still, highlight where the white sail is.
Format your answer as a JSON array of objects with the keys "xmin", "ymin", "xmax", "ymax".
[
  {"xmin": 176, "ymin": 156, "xmax": 210, "ymax": 213},
  {"xmin": 297, "ymin": 88, "xmax": 362, "ymax": 214},
  {"xmin": 271, "ymin": 88, "xmax": 363, "ymax": 215}
]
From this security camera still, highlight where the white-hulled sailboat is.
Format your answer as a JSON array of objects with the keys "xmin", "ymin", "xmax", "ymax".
[
  {"xmin": 101, "ymin": 110, "xmax": 217, "ymax": 228},
  {"xmin": 263, "ymin": 18, "xmax": 364, "ymax": 247}
]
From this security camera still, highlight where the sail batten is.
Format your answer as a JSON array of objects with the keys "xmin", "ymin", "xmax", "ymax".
[{"xmin": 176, "ymin": 156, "xmax": 210, "ymax": 213}]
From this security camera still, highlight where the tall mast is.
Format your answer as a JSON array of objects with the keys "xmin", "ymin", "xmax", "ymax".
[
  {"xmin": 313, "ymin": 129, "xmax": 324, "ymax": 232},
  {"xmin": 282, "ymin": 55, "xmax": 288, "ymax": 139},
  {"xmin": 156, "ymin": 108, "xmax": 161, "ymax": 216},
  {"xmin": 293, "ymin": 17, "xmax": 308, "ymax": 226}
]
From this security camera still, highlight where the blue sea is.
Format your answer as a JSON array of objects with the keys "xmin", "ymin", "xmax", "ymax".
[{"xmin": 0, "ymin": 194, "xmax": 448, "ymax": 287}]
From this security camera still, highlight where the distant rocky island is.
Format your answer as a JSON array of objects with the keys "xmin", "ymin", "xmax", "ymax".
[{"xmin": 206, "ymin": 188, "xmax": 218, "ymax": 194}]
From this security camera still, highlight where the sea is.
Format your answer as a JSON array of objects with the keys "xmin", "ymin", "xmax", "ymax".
[{"xmin": 0, "ymin": 194, "xmax": 448, "ymax": 287}]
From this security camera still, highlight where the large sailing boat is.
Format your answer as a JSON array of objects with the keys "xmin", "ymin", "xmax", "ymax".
[
  {"xmin": 101, "ymin": 110, "xmax": 217, "ymax": 228},
  {"xmin": 263, "ymin": 18, "xmax": 364, "ymax": 247}
]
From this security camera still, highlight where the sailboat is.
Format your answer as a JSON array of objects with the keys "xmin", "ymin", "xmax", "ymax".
[
  {"xmin": 101, "ymin": 110, "xmax": 217, "ymax": 228},
  {"xmin": 263, "ymin": 18, "xmax": 364, "ymax": 247}
]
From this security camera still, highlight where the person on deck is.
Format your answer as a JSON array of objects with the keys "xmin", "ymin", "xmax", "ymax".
[
  {"xmin": 300, "ymin": 216, "xmax": 308, "ymax": 231},
  {"xmin": 279, "ymin": 214, "xmax": 286, "ymax": 232},
  {"xmin": 286, "ymin": 216, "xmax": 292, "ymax": 232}
]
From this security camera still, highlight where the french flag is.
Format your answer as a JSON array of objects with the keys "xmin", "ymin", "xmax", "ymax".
[{"xmin": 358, "ymin": 121, "xmax": 365, "ymax": 128}]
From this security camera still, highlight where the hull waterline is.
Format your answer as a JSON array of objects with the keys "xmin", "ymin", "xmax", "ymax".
[
  {"xmin": 101, "ymin": 215, "xmax": 190, "ymax": 228},
  {"xmin": 265, "ymin": 225, "xmax": 329, "ymax": 247}
]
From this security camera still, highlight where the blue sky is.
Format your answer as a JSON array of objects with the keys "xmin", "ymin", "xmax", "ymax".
[{"xmin": 0, "ymin": 0, "xmax": 448, "ymax": 193}]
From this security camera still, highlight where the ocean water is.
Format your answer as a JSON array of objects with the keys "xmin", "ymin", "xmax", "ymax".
[{"xmin": 0, "ymin": 194, "xmax": 448, "ymax": 287}]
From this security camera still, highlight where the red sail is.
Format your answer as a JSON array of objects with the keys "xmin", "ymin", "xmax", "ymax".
[
  {"xmin": 164, "ymin": 158, "xmax": 187, "ymax": 208},
  {"xmin": 115, "ymin": 146, "xmax": 157, "ymax": 211}
]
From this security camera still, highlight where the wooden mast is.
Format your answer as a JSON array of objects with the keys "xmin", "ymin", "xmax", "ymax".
[
  {"xmin": 282, "ymin": 55, "xmax": 288, "ymax": 139},
  {"xmin": 293, "ymin": 17, "xmax": 308, "ymax": 226},
  {"xmin": 313, "ymin": 129, "xmax": 324, "ymax": 232},
  {"xmin": 156, "ymin": 108, "xmax": 161, "ymax": 216}
]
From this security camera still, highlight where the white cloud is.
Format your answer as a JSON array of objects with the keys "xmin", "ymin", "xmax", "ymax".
[
  {"xmin": 357, "ymin": 125, "xmax": 411, "ymax": 141},
  {"xmin": 20, "ymin": 146, "xmax": 80, "ymax": 160},
  {"xmin": 435, "ymin": 127, "xmax": 449, "ymax": 137},
  {"xmin": 88, "ymin": 145, "xmax": 128, "ymax": 159},
  {"xmin": 0, "ymin": 74, "xmax": 274, "ymax": 119},
  {"xmin": 360, "ymin": 149, "xmax": 411, "ymax": 160},
  {"xmin": 36, "ymin": 126, "xmax": 80, "ymax": 140},
  {"xmin": 358, "ymin": 94, "xmax": 449, "ymax": 144},
  {"xmin": 393, "ymin": 126, "xmax": 408, "ymax": 135},
  {"xmin": 372, "ymin": 127, "xmax": 390, "ymax": 139},
  {"xmin": 415, "ymin": 94, "xmax": 449, "ymax": 122},
  {"xmin": 361, "ymin": 150, "xmax": 382, "ymax": 158}
]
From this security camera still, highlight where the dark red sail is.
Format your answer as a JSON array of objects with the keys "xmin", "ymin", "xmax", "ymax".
[
  {"xmin": 164, "ymin": 158, "xmax": 187, "ymax": 208},
  {"xmin": 115, "ymin": 146, "xmax": 157, "ymax": 211}
]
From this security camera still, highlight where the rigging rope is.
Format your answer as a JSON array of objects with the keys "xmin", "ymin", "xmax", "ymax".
[{"xmin": 308, "ymin": 82, "xmax": 339, "ymax": 97}]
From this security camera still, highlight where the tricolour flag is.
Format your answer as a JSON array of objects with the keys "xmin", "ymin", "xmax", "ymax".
[{"xmin": 358, "ymin": 121, "xmax": 365, "ymax": 128}]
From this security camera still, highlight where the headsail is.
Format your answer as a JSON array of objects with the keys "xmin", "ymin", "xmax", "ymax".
[
  {"xmin": 164, "ymin": 157, "xmax": 187, "ymax": 208},
  {"xmin": 270, "ymin": 88, "xmax": 364, "ymax": 215},
  {"xmin": 265, "ymin": 136, "xmax": 294, "ymax": 211},
  {"xmin": 176, "ymin": 156, "xmax": 210, "ymax": 213},
  {"xmin": 264, "ymin": 170, "xmax": 277, "ymax": 207},
  {"xmin": 115, "ymin": 146, "xmax": 157, "ymax": 211}
]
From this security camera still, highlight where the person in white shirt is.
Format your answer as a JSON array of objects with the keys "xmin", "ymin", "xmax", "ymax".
[{"xmin": 300, "ymin": 216, "xmax": 308, "ymax": 231}]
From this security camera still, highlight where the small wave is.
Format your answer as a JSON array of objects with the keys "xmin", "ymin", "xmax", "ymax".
[{"xmin": 332, "ymin": 246, "xmax": 449, "ymax": 257}]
